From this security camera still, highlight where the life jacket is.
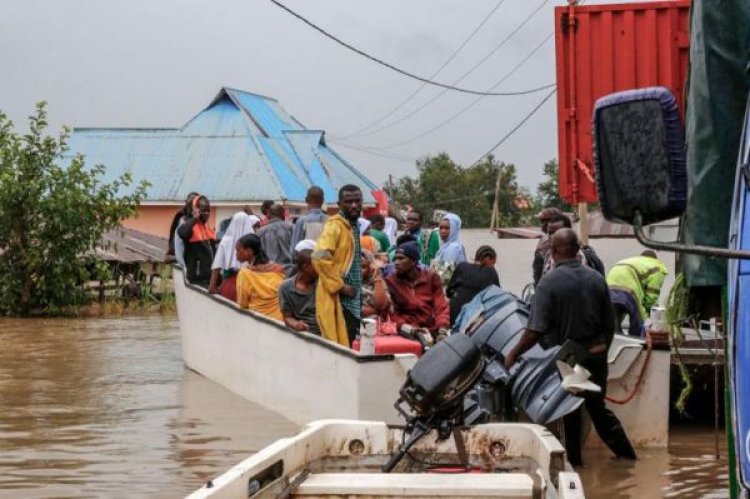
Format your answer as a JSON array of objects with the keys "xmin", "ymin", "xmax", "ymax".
[{"xmin": 189, "ymin": 196, "xmax": 216, "ymax": 243}]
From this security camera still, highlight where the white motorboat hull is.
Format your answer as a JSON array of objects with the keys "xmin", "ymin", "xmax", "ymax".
[
  {"xmin": 175, "ymin": 267, "xmax": 669, "ymax": 446},
  {"xmin": 598, "ymin": 334, "xmax": 671, "ymax": 448},
  {"xmin": 187, "ymin": 420, "xmax": 586, "ymax": 499},
  {"xmin": 174, "ymin": 267, "xmax": 417, "ymax": 425}
]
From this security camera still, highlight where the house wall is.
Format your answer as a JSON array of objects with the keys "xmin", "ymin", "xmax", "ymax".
[
  {"xmin": 125, "ymin": 202, "xmax": 343, "ymax": 239},
  {"xmin": 123, "ymin": 206, "xmax": 217, "ymax": 239}
]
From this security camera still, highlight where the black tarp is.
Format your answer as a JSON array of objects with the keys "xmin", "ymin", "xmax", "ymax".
[{"xmin": 681, "ymin": 0, "xmax": 750, "ymax": 286}]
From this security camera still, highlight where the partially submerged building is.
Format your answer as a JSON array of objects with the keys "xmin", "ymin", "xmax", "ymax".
[{"xmin": 69, "ymin": 87, "xmax": 380, "ymax": 238}]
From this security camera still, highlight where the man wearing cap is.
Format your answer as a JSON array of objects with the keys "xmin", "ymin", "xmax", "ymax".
[
  {"xmin": 278, "ymin": 240, "xmax": 320, "ymax": 336},
  {"xmin": 385, "ymin": 241, "xmax": 450, "ymax": 337},
  {"xmin": 533, "ymin": 207, "xmax": 563, "ymax": 284}
]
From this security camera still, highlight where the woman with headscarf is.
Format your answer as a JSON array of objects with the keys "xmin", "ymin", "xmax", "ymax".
[
  {"xmin": 208, "ymin": 212, "xmax": 260, "ymax": 300},
  {"xmin": 432, "ymin": 213, "xmax": 467, "ymax": 286},
  {"xmin": 383, "ymin": 216, "xmax": 399, "ymax": 247},
  {"xmin": 234, "ymin": 233, "xmax": 286, "ymax": 320}
]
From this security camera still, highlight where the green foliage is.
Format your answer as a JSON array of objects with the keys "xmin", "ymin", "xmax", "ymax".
[
  {"xmin": 535, "ymin": 159, "xmax": 570, "ymax": 212},
  {"xmin": 385, "ymin": 153, "xmax": 535, "ymax": 228},
  {"xmin": 0, "ymin": 102, "xmax": 149, "ymax": 315},
  {"xmin": 665, "ymin": 272, "xmax": 693, "ymax": 414}
]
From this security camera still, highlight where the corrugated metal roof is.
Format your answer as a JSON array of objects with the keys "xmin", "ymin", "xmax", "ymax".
[
  {"xmin": 68, "ymin": 88, "xmax": 378, "ymax": 204},
  {"xmin": 97, "ymin": 227, "xmax": 168, "ymax": 264}
]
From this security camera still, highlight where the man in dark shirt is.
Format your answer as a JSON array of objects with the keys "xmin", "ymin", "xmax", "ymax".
[
  {"xmin": 447, "ymin": 245, "xmax": 500, "ymax": 325},
  {"xmin": 505, "ymin": 228, "xmax": 636, "ymax": 467},
  {"xmin": 166, "ymin": 192, "xmax": 198, "ymax": 263},
  {"xmin": 278, "ymin": 247, "xmax": 320, "ymax": 335}
]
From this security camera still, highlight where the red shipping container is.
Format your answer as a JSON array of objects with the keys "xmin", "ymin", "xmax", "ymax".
[
  {"xmin": 554, "ymin": 1, "xmax": 690, "ymax": 204},
  {"xmin": 352, "ymin": 335, "xmax": 423, "ymax": 357}
]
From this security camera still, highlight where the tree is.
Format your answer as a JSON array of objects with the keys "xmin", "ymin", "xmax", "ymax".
[
  {"xmin": 0, "ymin": 103, "xmax": 149, "ymax": 315},
  {"xmin": 386, "ymin": 153, "xmax": 525, "ymax": 228},
  {"xmin": 536, "ymin": 159, "xmax": 570, "ymax": 212}
]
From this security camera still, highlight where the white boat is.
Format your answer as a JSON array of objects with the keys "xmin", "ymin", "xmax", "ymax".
[
  {"xmin": 174, "ymin": 267, "xmax": 417, "ymax": 425},
  {"xmin": 186, "ymin": 420, "xmax": 585, "ymax": 499},
  {"xmin": 174, "ymin": 267, "xmax": 670, "ymax": 446}
]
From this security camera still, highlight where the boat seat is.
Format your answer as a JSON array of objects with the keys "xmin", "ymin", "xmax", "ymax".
[{"xmin": 293, "ymin": 472, "xmax": 537, "ymax": 498}]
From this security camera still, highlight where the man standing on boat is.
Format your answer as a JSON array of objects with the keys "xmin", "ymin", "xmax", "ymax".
[
  {"xmin": 290, "ymin": 186, "xmax": 328, "ymax": 253},
  {"xmin": 312, "ymin": 185, "xmax": 363, "ymax": 347},
  {"xmin": 532, "ymin": 207, "xmax": 562, "ymax": 284},
  {"xmin": 177, "ymin": 195, "xmax": 216, "ymax": 288},
  {"xmin": 607, "ymin": 250, "xmax": 668, "ymax": 336},
  {"xmin": 257, "ymin": 204, "xmax": 294, "ymax": 276},
  {"xmin": 404, "ymin": 211, "xmax": 440, "ymax": 266},
  {"xmin": 504, "ymin": 228, "xmax": 636, "ymax": 467}
]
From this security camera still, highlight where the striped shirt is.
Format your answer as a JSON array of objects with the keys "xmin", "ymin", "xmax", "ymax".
[{"xmin": 340, "ymin": 220, "xmax": 362, "ymax": 319}]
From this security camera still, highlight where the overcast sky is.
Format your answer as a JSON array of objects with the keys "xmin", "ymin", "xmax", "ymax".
[{"xmin": 1, "ymin": 0, "xmax": 575, "ymax": 191}]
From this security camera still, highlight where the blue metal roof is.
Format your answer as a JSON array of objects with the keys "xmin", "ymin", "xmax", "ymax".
[{"xmin": 68, "ymin": 88, "xmax": 377, "ymax": 204}]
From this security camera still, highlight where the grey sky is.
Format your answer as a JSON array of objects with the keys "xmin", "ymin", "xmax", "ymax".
[{"xmin": 1, "ymin": 0, "xmax": 566, "ymax": 191}]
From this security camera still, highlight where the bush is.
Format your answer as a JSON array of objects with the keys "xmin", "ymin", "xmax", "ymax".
[{"xmin": 0, "ymin": 102, "xmax": 149, "ymax": 315}]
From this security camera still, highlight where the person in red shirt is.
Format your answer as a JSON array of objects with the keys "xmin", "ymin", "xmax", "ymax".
[{"xmin": 385, "ymin": 241, "xmax": 450, "ymax": 338}]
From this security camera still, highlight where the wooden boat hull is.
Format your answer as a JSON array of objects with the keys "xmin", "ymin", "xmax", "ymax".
[{"xmin": 174, "ymin": 267, "xmax": 417, "ymax": 425}]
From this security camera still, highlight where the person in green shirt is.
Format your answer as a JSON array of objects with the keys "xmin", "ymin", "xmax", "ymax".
[
  {"xmin": 404, "ymin": 211, "xmax": 440, "ymax": 266},
  {"xmin": 606, "ymin": 250, "xmax": 668, "ymax": 336},
  {"xmin": 368, "ymin": 214, "xmax": 392, "ymax": 254}
]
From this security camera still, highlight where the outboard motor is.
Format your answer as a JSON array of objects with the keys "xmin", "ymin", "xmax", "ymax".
[
  {"xmin": 384, "ymin": 287, "xmax": 593, "ymax": 472},
  {"xmin": 384, "ymin": 334, "xmax": 483, "ymax": 472}
]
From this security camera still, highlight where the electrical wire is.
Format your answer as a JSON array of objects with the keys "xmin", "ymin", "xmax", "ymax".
[
  {"xmin": 469, "ymin": 87, "xmax": 557, "ymax": 167},
  {"xmin": 379, "ymin": 33, "xmax": 554, "ymax": 149},
  {"xmin": 339, "ymin": 0, "xmax": 509, "ymax": 139},
  {"xmin": 269, "ymin": 0, "xmax": 553, "ymax": 97},
  {"xmin": 339, "ymin": 0, "xmax": 552, "ymax": 141},
  {"xmin": 332, "ymin": 140, "xmax": 415, "ymax": 162}
]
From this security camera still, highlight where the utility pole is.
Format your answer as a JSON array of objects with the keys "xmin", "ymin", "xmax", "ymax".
[{"xmin": 490, "ymin": 168, "xmax": 502, "ymax": 232}]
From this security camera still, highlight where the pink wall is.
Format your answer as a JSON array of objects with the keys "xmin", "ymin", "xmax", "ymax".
[{"xmin": 122, "ymin": 206, "xmax": 217, "ymax": 239}]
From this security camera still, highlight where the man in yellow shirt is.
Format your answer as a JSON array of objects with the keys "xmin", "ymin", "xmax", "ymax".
[{"xmin": 312, "ymin": 185, "xmax": 363, "ymax": 347}]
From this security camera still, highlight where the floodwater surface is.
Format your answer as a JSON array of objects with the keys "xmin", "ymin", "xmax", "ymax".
[{"xmin": 0, "ymin": 235, "xmax": 726, "ymax": 498}]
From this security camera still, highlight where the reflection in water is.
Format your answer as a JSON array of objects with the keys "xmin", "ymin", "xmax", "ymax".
[
  {"xmin": 0, "ymin": 315, "xmax": 296, "ymax": 498},
  {"xmin": 578, "ymin": 427, "xmax": 729, "ymax": 498},
  {"xmin": 0, "ymin": 308, "xmax": 730, "ymax": 498}
]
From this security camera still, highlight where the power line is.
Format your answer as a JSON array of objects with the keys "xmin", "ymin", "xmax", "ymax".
[
  {"xmin": 379, "ymin": 33, "xmax": 554, "ymax": 149},
  {"xmin": 269, "ymin": 0, "xmax": 553, "ymax": 97},
  {"xmin": 331, "ymin": 140, "xmax": 415, "ymax": 162},
  {"xmin": 340, "ymin": 0, "xmax": 552, "ymax": 141},
  {"xmin": 339, "ymin": 0, "xmax": 509, "ymax": 139},
  {"xmin": 469, "ymin": 87, "xmax": 557, "ymax": 168}
]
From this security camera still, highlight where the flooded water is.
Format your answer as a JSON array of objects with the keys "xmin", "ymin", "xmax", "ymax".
[{"xmin": 0, "ymin": 234, "xmax": 726, "ymax": 498}]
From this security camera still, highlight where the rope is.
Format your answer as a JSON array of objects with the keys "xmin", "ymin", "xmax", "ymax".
[{"xmin": 605, "ymin": 333, "xmax": 653, "ymax": 405}]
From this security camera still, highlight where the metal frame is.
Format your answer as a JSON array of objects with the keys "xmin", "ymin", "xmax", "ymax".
[{"xmin": 633, "ymin": 211, "xmax": 750, "ymax": 259}]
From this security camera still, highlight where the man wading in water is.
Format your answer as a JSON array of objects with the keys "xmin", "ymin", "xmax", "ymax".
[
  {"xmin": 504, "ymin": 228, "xmax": 636, "ymax": 467},
  {"xmin": 312, "ymin": 185, "xmax": 363, "ymax": 347}
]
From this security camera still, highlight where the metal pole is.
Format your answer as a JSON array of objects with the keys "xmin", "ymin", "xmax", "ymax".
[
  {"xmin": 713, "ymin": 318, "xmax": 720, "ymax": 459},
  {"xmin": 578, "ymin": 202, "xmax": 589, "ymax": 245},
  {"xmin": 632, "ymin": 211, "xmax": 750, "ymax": 259}
]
